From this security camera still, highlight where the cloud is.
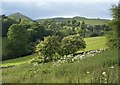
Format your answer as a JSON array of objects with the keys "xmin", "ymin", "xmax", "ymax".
[
  {"xmin": 2, "ymin": 0, "xmax": 119, "ymax": 2},
  {"xmin": 2, "ymin": 1, "xmax": 117, "ymax": 19},
  {"xmin": 36, "ymin": 2, "xmax": 50, "ymax": 6}
]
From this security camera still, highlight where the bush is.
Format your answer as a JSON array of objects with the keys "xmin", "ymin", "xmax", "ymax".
[
  {"xmin": 36, "ymin": 36, "xmax": 60, "ymax": 62},
  {"xmin": 59, "ymin": 34, "xmax": 86, "ymax": 56}
]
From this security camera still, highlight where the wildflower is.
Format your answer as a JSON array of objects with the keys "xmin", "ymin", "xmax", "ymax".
[
  {"xmin": 58, "ymin": 60, "xmax": 61, "ymax": 63},
  {"xmin": 102, "ymin": 72, "xmax": 106, "ymax": 76},
  {"xmin": 33, "ymin": 62, "xmax": 38, "ymax": 66},
  {"xmin": 72, "ymin": 58, "xmax": 74, "ymax": 62},
  {"xmin": 111, "ymin": 66, "xmax": 114, "ymax": 69},
  {"xmin": 87, "ymin": 71, "xmax": 90, "ymax": 74},
  {"xmin": 74, "ymin": 56, "xmax": 78, "ymax": 60},
  {"xmin": 34, "ymin": 71, "xmax": 37, "ymax": 74},
  {"xmin": 104, "ymin": 78, "xmax": 107, "ymax": 81}
]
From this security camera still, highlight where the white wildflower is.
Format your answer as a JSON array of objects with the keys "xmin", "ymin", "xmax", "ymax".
[
  {"xmin": 74, "ymin": 56, "xmax": 78, "ymax": 60},
  {"xmin": 72, "ymin": 58, "xmax": 74, "ymax": 62},
  {"xmin": 87, "ymin": 71, "xmax": 90, "ymax": 74},
  {"xmin": 34, "ymin": 71, "xmax": 37, "ymax": 74},
  {"xmin": 58, "ymin": 60, "xmax": 61, "ymax": 63},
  {"xmin": 33, "ymin": 62, "xmax": 38, "ymax": 66},
  {"xmin": 102, "ymin": 72, "xmax": 106, "ymax": 76},
  {"xmin": 111, "ymin": 66, "xmax": 114, "ymax": 69}
]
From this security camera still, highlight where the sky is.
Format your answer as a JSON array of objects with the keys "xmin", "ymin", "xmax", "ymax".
[{"xmin": 1, "ymin": 0, "xmax": 119, "ymax": 20}]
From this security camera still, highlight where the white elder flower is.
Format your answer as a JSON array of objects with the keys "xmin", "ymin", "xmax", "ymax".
[
  {"xmin": 102, "ymin": 72, "xmax": 106, "ymax": 76},
  {"xmin": 111, "ymin": 66, "xmax": 114, "ymax": 69},
  {"xmin": 72, "ymin": 58, "xmax": 74, "ymax": 62},
  {"xmin": 87, "ymin": 71, "xmax": 90, "ymax": 74}
]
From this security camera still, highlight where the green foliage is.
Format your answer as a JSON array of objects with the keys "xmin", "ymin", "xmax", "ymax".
[
  {"xmin": 27, "ymin": 22, "xmax": 48, "ymax": 42},
  {"xmin": 36, "ymin": 36, "xmax": 60, "ymax": 62},
  {"xmin": 107, "ymin": 4, "xmax": 120, "ymax": 48},
  {"xmin": 59, "ymin": 34, "xmax": 86, "ymax": 56},
  {"xmin": 1, "ymin": 37, "xmax": 8, "ymax": 59},
  {"xmin": 81, "ymin": 21, "xmax": 87, "ymax": 37},
  {"xmin": 2, "ymin": 36, "xmax": 107, "ymax": 65},
  {"xmin": 6, "ymin": 24, "xmax": 30, "ymax": 59},
  {"xmin": 2, "ymin": 15, "xmax": 17, "ymax": 36},
  {"xmin": 72, "ymin": 19, "xmax": 77, "ymax": 25}
]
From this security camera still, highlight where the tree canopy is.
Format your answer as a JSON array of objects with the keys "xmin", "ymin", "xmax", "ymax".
[
  {"xmin": 107, "ymin": 4, "xmax": 120, "ymax": 48},
  {"xmin": 6, "ymin": 24, "xmax": 30, "ymax": 59}
]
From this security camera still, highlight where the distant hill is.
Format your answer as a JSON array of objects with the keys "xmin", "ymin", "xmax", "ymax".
[
  {"xmin": 8, "ymin": 12, "xmax": 110, "ymax": 25},
  {"xmin": 73, "ymin": 16, "xmax": 86, "ymax": 20},
  {"xmin": 36, "ymin": 17, "xmax": 70, "ymax": 22},
  {"xmin": 36, "ymin": 16, "xmax": 110, "ymax": 25},
  {"xmin": 8, "ymin": 12, "xmax": 33, "ymax": 21}
]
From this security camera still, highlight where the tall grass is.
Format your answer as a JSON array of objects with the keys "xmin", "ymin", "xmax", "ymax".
[{"xmin": 2, "ymin": 48, "xmax": 118, "ymax": 83}]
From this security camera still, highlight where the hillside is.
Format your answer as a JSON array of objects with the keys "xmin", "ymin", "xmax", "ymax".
[
  {"xmin": 8, "ymin": 13, "xmax": 110, "ymax": 25},
  {"xmin": 2, "ymin": 48, "xmax": 118, "ymax": 83},
  {"xmin": 36, "ymin": 16, "xmax": 110, "ymax": 25},
  {"xmin": 1, "ymin": 36, "xmax": 118, "ymax": 83},
  {"xmin": 8, "ymin": 12, "xmax": 33, "ymax": 21}
]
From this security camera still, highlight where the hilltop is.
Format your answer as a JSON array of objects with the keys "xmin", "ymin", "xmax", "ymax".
[
  {"xmin": 7, "ymin": 12, "xmax": 110, "ymax": 25},
  {"xmin": 8, "ymin": 12, "xmax": 33, "ymax": 21},
  {"xmin": 36, "ymin": 16, "xmax": 110, "ymax": 25}
]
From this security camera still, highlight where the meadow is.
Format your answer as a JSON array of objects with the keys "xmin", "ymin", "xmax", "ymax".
[
  {"xmin": 2, "ymin": 36, "xmax": 119, "ymax": 83},
  {"xmin": 2, "ymin": 48, "xmax": 118, "ymax": 83},
  {"xmin": 1, "ymin": 36, "xmax": 107, "ymax": 66}
]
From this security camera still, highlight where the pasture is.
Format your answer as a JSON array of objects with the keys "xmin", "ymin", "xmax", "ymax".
[{"xmin": 1, "ymin": 36, "xmax": 107, "ymax": 66}]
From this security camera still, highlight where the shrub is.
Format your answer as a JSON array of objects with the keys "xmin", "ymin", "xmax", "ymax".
[
  {"xmin": 59, "ymin": 34, "xmax": 86, "ymax": 56},
  {"xmin": 36, "ymin": 36, "xmax": 60, "ymax": 62}
]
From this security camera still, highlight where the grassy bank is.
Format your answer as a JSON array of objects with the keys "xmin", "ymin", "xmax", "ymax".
[{"xmin": 2, "ymin": 48, "xmax": 118, "ymax": 83}]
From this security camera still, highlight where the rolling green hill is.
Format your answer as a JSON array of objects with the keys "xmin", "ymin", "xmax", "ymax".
[
  {"xmin": 8, "ymin": 13, "xmax": 110, "ymax": 25},
  {"xmin": 8, "ymin": 12, "xmax": 33, "ymax": 21},
  {"xmin": 36, "ymin": 16, "xmax": 110, "ymax": 25}
]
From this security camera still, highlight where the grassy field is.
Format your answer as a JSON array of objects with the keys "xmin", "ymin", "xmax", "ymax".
[
  {"xmin": 79, "ymin": 19, "xmax": 109, "ymax": 25},
  {"xmin": 1, "ymin": 36, "xmax": 118, "ymax": 83},
  {"xmin": 1, "ymin": 36, "xmax": 107, "ymax": 66},
  {"xmin": 2, "ymin": 48, "xmax": 118, "ymax": 83},
  {"xmin": 84, "ymin": 36, "xmax": 107, "ymax": 51},
  {"xmin": 1, "ymin": 54, "xmax": 37, "ymax": 67}
]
